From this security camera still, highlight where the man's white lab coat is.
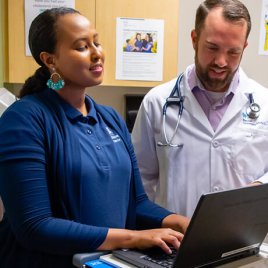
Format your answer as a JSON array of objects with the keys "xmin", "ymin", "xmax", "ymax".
[{"xmin": 132, "ymin": 66, "xmax": 268, "ymax": 217}]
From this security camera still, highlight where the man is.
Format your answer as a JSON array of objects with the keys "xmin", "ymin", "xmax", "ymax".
[{"xmin": 132, "ymin": 0, "xmax": 268, "ymax": 218}]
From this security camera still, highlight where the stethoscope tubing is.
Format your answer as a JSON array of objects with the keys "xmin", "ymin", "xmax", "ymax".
[
  {"xmin": 158, "ymin": 73, "xmax": 260, "ymax": 148},
  {"xmin": 158, "ymin": 73, "xmax": 184, "ymax": 148}
]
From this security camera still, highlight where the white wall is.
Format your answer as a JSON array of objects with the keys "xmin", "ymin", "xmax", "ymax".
[{"xmin": 178, "ymin": 0, "xmax": 268, "ymax": 88}]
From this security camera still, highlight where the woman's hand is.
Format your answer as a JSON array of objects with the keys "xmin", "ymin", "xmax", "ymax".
[
  {"xmin": 131, "ymin": 228, "xmax": 183, "ymax": 254},
  {"xmin": 98, "ymin": 228, "xmax": 184, "ymax": 254}
]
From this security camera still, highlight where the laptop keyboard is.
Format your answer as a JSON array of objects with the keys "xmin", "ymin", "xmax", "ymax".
[{"xmin": 141, "ymin": 247, "xmax": 177, "ymax": 268}]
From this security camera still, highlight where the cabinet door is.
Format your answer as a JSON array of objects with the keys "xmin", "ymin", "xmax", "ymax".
[
  {"xmin": 5, "ymin": 0, "xmax": 95, "ymax": 83},
  {"xmin": 95, "ymin": 0, "xmax": 179, "ymax": 87}
]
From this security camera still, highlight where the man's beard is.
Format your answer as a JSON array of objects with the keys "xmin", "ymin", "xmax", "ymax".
[{"xmin": 194, "ymin": 53, "xmax": 236, "ymax": 92}]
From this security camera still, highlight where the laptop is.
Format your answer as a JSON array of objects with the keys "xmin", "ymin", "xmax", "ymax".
[{"xmin": 113, "ymin": 184, "xmax": 268, "ymax": 268}]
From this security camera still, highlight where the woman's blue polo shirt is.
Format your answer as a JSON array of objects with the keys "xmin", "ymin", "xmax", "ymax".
[
  {"xmin": 0, "ymin": 88, "xmax": 172, "ymax": 268},
  {"xmin": 62, "ymin": 96, "xmax": 131, "ymax": 227}
]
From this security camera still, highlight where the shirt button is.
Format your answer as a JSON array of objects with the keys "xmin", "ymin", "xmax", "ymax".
[
  {"xmin": 214, "ymin": 186, "xmax": 219, "ymax": 191},
  {"xmin": 212, "ymin": 140, "xmax": 219, "ymax": 148},
  {"xmin": 87, "ymin": 129, "xmax": 92, "ymax": 135},
  {"xmin": 96, "ymin": 145, "xmax": 101, "ymax": 150}
]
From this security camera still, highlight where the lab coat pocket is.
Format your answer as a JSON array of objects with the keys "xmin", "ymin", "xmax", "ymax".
[{"xmin": 222, "ymin": 126, "xmax": 268, "ymax": 180}]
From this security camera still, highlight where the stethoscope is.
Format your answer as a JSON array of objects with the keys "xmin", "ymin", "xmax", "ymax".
[
  {"xmin": 246, "ymin": 93, "xmax": 260, "ymax": 120},
  {"xmin": 157, "ymin": 73, "xmax": 261, "ymax": 148},
  {"xmin": 157, "ymin": 73, "xmax": 184, "ymax": 148}
]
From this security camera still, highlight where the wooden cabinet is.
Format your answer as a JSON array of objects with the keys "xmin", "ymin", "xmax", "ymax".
[{"xmin": 4, "ymin": 0, "xmax": 179, "ymax": 87}]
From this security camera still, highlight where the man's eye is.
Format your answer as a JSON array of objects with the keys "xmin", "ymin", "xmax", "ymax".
[
  {"xmin": 94, "ymin": 42, "xmax": 101, "ymax": 47},
  {"xmin": 229, "ymin": 51, "xmax": 241, "ymax": 56},
  {"xmin": 207, "ymin": 46, "xmax": 217, "ymax": 51}
]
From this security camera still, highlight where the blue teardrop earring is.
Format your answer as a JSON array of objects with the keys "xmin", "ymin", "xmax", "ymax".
[{"xmin": 47, "ymin": 69, "xmax": 65, "ymax": 90}]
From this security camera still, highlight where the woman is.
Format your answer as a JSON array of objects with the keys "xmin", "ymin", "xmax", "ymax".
[
  {"xmin": 141, "ymin": 33, "xmax": 153, "ymax": 53},
  {"xmin": 0, "ymin": 7, "xmax": 189, "ymax": 268},
  {"xmin": 133, "ymin": 33, "xmax": 143, "ymax": 51}
]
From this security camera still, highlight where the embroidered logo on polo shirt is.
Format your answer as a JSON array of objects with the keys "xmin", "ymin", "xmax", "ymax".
[{"xmin": 105, "ymin": 127, "xmax": 121, "ymax": 143}]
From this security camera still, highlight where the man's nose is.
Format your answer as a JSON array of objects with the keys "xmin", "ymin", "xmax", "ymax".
[{"xmin": 214, "ymin": 52, "xmax": 227, "ymax": 68}]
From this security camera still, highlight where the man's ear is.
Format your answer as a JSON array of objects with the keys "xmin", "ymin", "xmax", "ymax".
[
  {"xmin": 244, "ymin": 40, "xmax": 248, "ymax": 49},
  {"xmin": 191, "ymin": 29, "xmax": 198, "ymax": 50},
  {"xmin": 39, "ymin": 52, "xmax": 55, "ymax": 70}
]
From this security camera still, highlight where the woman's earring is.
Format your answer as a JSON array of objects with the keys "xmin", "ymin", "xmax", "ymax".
[{"xmin": 47, "ymin": 70, "xmax": 65, "ymax": 90}]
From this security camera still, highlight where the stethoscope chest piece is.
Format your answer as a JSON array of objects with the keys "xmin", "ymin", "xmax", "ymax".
[
  {"xmin": 246, "ymin": 103, "xmax": 260, "ymax": 119},
  {"xmin": 246, "ymin": 93, "xmax": 260, "ymax": 120}
]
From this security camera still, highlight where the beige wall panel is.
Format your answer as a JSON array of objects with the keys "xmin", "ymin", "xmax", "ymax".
[
  {"xmin": 5, "ymin": 0, "xmax": 96, "ymax": 83},
  {"xmin": 76, "ymin": 0, "xmax": 96, "ymax": 26},
  {"xmin": 95, "ymin": 0, "xmax": 179, "ymax": 87}
]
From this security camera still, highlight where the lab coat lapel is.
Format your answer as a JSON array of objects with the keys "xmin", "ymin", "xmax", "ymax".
[
  {"xmin": 215, "ymin": 89, "xmax": 248, "ymax": 133},
  {"xmin": 216, "ymin": 69, "xmax": 251, "ymax": 133},
  {"xmin": 182, "ymin": 79, "xmax": 215, "ymax": 134}
]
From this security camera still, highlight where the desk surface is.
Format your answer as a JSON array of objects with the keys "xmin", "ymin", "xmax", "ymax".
[{"xmin": 100, "ymin": 243, "xmax": 268, "ymax": 268}]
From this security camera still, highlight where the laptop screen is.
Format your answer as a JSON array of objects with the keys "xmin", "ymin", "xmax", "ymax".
[
  {"xmin": 113, "ymin": 184, "xmax": 268, "ymax": 268},
  {"xmin": 174, "ymin": 184, "xmax": 268, "ymax": 267}
]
